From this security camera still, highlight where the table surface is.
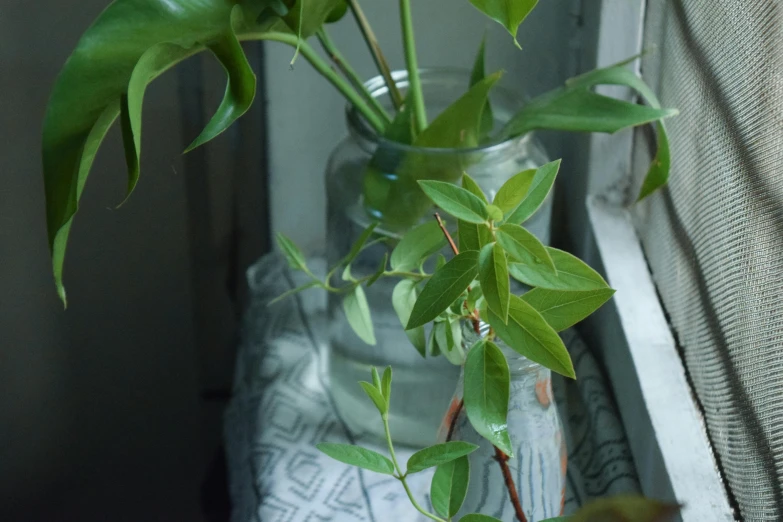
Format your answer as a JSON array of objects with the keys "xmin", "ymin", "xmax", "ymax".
[{"xmin": 224, "ymin": 255, "xmax": 640, "ymax": 522}]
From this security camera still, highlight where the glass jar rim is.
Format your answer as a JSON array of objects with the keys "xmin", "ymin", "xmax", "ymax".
[{"xmin": 345, "ymin": 67, "xmax": 533, "ymax": 156}]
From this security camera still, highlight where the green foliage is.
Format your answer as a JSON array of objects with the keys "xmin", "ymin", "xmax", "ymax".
[
  {"xmin": 543, "ymin": 495, "xmax": 681, "ymax": 522},
  {"xmin": 464, "ymin": 340, "xmax": 513, "ymax": 456},
  {"xmin": 431, "ymin": 456, "xmax": 471, "ymax": 518},
  {"xmin": 496, "ymin": 223, "xmax": 555, "ymax": 271},
  {"xmin": 504, "ymin": 160, "xmax": 560, "ymax": 225},
  {"xmin": 522, "ymin": 287, "xmax": 615, "ymax": 332},
  {"xmin": 470, "ymin": 34, "xmax": 494, "ymax": 140},
  {"xmin": 392, "ymin": 279, "xmax": 427, "ymax": 356},
  {"xmin": 315, "ymin": 443, "xmax": 395, "ymax": 475},
  {"xmin": 343, "ymin": 285, "xmax": 376, "ymax": 345},
  {"xmin": 460, "ymin": 515, "xmax": 502, "ymax": 522},
  {"xmin": 492, "ymin": 168, "xmax": 535, "ymax": 214},
  {"xmin": 406, "ymin": 441, "xmax": 478, "ymax": 474},
  {"xmin": 390, "ymin": 220, "xmax": 447, "ymax": 272},
  {"xmin": 418, "ymin": 180, "xmax": 490, "ymax": 224},
  {"xmin": 406, "ymin": 251, "xmax": 480, "ymax": 329},
  {"xmin": 488, "ymin": 294, "xmax": 575, "ymax": 379},
  {"xmin": 478, "ymin": 243, "xmax": 510, "ymax": 323},
  {"xmin": 276, "ymin": 232, "xmax": 308, "ymax": 271},
  {"xmin": 359, "ymin": 381, "xmax": 387, "ymax": 413},
  {"xmin": 469, "ymin": 0, "xmax": 539, "ymax": 47},
  {"xmin": 509, "ymin": 247, "xmax": 610, "ymax": 291}
]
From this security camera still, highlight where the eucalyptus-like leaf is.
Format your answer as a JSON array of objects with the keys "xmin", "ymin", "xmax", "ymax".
[
  {"xmin": 436, "ymin": 318, "xmax": 465, "ymax": 366},
  {"xmin": 509, "ymin": 247, "xmax": 609, "ymax": 291},
  {"xmin": 569, "ymin": 496, "xmax": 681, "ymax": 522},
  {"xmin": 390, "ymin": 221, "xmax": 446, "ymax": 272},
  {"xmin": 325, "ymin": 0, "xmax": 348, "ymax": 23},
  {"xmin": 371, "ymin": 367, "xmax": 382, "ymax": 390},
  {"xmin": 407, "ymin": 251, "xmax": 480, "ymax": 330},
  {"xmin": 493, "ymin": 168, "xmax": 536, "ymax": 214},
  {"xmin": 478, "ymin": 243, "xmax": 510, "ymax": 323},
  {"xmin": 343, "ymin": 286, "xmax": 376, "ymax": 345},
  {"xmin": 316, "ymin": 443, "xmax": 395, "ymax": 475},
  {"xmin": 522, "ymin": 288, "xmax": 615, "ymax": 331},
  {"xmin": 407, "ymin": 442, "xmax": 478, "ymax": 474},
  {"xmin": 486, "ymin": 205, "xmax": 504, "ymax": 222},
  {"xmin": 418, "ymin": 181, "xmax": 490, "ymax": 224},
  {"xmin": 42, "ymin": 0, "xmax": 344, "ymax": 303},
  {"xmin": 469, "ymin": 0, "xmax": 539, "ymax": 47},
  {"xmin": 276, "ymin": 232, "xmax": 308, "ymax": 271},
  {"xmin": 504, "ymin": 160, "xmax": 560, "ymax": 225},
  {"xmin": 496, "ymin": 223, "xmax": 555, "ymax": 271},
  {"xmin": 429, "ymin": 323, "xmax": 442, "ymax": 358},
  {"xmin": 381, "ymin": 366, "xmax": 392, "ymax": 403},
  {"xmin": 392, "ymin": 279, "xmax": 427, "ymax": 357},
  {"xmin": 458, "ymin": 174, "xmax": 493, "ymax": 252},
  {"xmin": 431, "ymin": 456, "xmax": 470, "ymax": 518},
  {"xmin": 470, "ymin": 33, "xmax": 494, "ymax": 139},
  {"xmin": 464, "ymin": 340, "xmax": 513, "ymax": 455},
  {"xmin": 488, "ymin": 295, "xmax": 575, "ymax": 378},
  {"xmin": 359, "ymin": 381, "xmax": 387, "ymax": 414},
  {"xmin": 461, "ymin": 515, "xmax": 503, "ymax": 522},
  {"xmin": 384, "ymin": 94, "xmax": 416, "ymax": 145}
]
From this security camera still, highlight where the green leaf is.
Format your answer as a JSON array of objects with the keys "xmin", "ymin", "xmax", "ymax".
[
  {"xmin": 486, "ymin": 204, "xmax": 504, "ymax": 222},
  {"xmin": 371, "ymin": 367, "xmax": 382, "ymax": 389},
  {"xmin": 469, "ymin": 0, "xmax": 539, "ymax": 48},
  {"xmin": 268, "ymin": 280, "xmax": 320, "ymax": 306},
  {"xmin": 496, "ymin": 223, "xmax": 555, "ymax": 271},
  {"xmin": 431, "ymin": 456, "xmax": 470, "ymax": 518},
  {"xmin": 504, "ymin": 160, "xmax": 560, "ymax": 225},
  {"xmin": 461, "ymin": 173, "xmax": 488, "ymax": 203},
  {"xmin": 344, "ymin": 223, "xmax": 378, "ymax": 267},
  {"xmin": 418, "ymin": 181, "xmax": 490, "ymax": 224},
  {"xmin": 392, "ymin": 279, "xmax": 427, "ymax": 357},
  {"xmin": 562, "ymin": 59, "xmax": 673, "ymax": 200},
  {"xmin": 570, "ymin": 496, "xmax": 681, "ymax": 522},
  {"xmin": 390, "ymin": 221, "xmax": 447, "ymax": 272},
  {"xmin": 436, "ymin": 318, "xmax": 465, "ymax": 365},
  {"xmin": 487, "ymin": 294, "xmax": 575, "ymax": 378},
  {"xmin": 461, "ymin": 516, "xmax": 503, "ymax": 522},
  {"xmin": 509, "ymin": 247, "xmax": 609, "ymax": 291},
  {"xmin": 343, "ymin": 286, "xmax": 376, "ymax": 345},
  {"xmin": 42, "ymin": 0, "xmax": 344, "ymax": 303},
  {"xmin": 325, "ymin": 0, "xmax": 348, "ymax": 23},
  {"xmin": 381, "ymin": 366, "xmax": 392, "ymax": 403},
  {"xmin": 384, "ymin": 94, "xmax": 416, "ymax": 145},
  {"xmin": 522, "ymin": 288, "xmax": 615, "ymax": 331},
  {"xmin": 359, "ymin": 381, "xmax": 387, "ymax": 414},
  {"xmin": 276, "ymin": 232, "xmax": 308, "ymax": 271},
  {"xmin": 429, "ymin": 323, "xmax": 442, "ymax": 358},
  {"xmin": 415, "ymin": 71, "xmax": 503, "ymax": 149},
  {"xmin": 470, "ymin": 33, "xmax": 494, "ymax": 139},
  {"xmin": 478, "ymin": 243, "xmax": 510, "ymax": 323},
  {"xmin": 407, "ymin": 442, "xmax": 478, "ymax": 474},
  {"xmin": 407, "ymin": 251, "xmax": 480, "ymax": 329},
  {"xmin": 540, "ymin": 517, "xmax": 569, "ymax": 522},
  {"xmin": 366, "ymin": 253, "xmax": 388, "ymax": 287},
  {"xmin": 316, "ymin": 443, "xmax": 395, "ymax": 475},
  {"xmin": 493, "ymin": 169, "xmax": 536, "ymax": 214},
  {"xmin": 502, "ymin": 79, "xmax": 677, "ymax": 139},
  {"xmin": 464, "ymin": 340, "xmax": 513, "ymax": 455}
]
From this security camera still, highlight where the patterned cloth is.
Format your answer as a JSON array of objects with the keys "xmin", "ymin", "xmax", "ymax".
[{"xmin": 224, "ymin": 255, "xmax": 640, "ymax": 522}]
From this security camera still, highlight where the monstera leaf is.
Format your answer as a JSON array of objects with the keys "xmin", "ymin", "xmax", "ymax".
[{"xmin": 42, "ymin": 0, "xmax": 342, "ymax": 305}]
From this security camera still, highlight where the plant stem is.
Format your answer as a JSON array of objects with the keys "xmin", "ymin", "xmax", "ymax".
[
  {"xmin": 494, "ymin": 447, "xmax": 529, "ymax": 522},
  {"xmin": 316, "ymin": 28, "xmax": 392, "ymax": 124},
  {"xmin": 248, "ymin": 33, "xmax": 386, "ymax": 134},
  {"xmin": 435, "ymin": 213, "xmax": 459, "ymax": 256},
  {"xmin": 445, "ymin": 399, "xmax": 463, "ymax": 442},
  {"xmin": 382, "ymin": 414, "xmax": 446, "ymax": 522},
  {"xmin": 347, "ymin": 0, "xmax": 404, "ymax": 110},
  {"xmin": 399, "ymin": 0, "xmax": 427, "ymax": 132}
]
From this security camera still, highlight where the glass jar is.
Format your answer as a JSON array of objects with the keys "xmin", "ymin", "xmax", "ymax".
[
  {"xmin": 439, "ymin": 324, "xmax": 566, "ymax": 521},
  {"xmin": 325, "ymin": 69, "xmax": 551, "ymax": 448}
]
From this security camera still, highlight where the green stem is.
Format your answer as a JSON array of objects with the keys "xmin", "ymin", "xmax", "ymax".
[
  {"xmin": 316, "ymin": 28, "xmax": 392, "ymax": 125},
  {"xmin": 399, "ymin": 0, "xmax": 427, "ymax": 132},
  {"xmin": 347, "ymin": 0, "xmax": 404, "ymax": 110},
  {"xmin": 248, "ymin": 33, "xmax": 386, "ymax": 134},
  {"xmin": 382, "ymin": 415, "xmax": 446, "ymax": 522}
]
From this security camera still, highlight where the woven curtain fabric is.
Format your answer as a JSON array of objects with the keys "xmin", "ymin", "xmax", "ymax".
[{"xmin": 633, "ymin": 1, "xmax": 783, "ymax": 520}]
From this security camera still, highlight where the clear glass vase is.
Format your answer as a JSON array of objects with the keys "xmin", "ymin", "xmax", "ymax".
[
  {"xmin": 325, "ymin": 69, "xmax": 551, "ymax": 448},
  {"xmin": 438, "ymin": 324, "xmax": 566, "ymax": 521}
]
